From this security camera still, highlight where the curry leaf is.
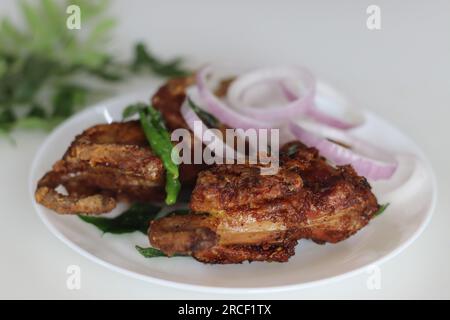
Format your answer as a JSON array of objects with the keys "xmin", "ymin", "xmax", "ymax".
[
  {"xmin": 131, "ymin": 43, "xmax": 190, "ymax": 78},
  {"xmin": 374, "ymin": 203, "xmax": 390, "ymax": 217},
  {"xmin": 122, "ymin": 103, "xmax": 145, "ymax": 120},
  {"xmin": 135, "ymin": 246, "xmax": 168, "ymax": 258},
  {"xmin": 0, "ymin": 0, "xmax": 189, "ymax": 138},
  {"xmin": 187, "ymin": 97, "xmax": 219, "ymax": 128},
  {"xmin": 136, "ymin": 245, "xmax": 185, "ymax": 258},
  {"xmin": 78, "ymin": 202, "xmax": 161, "ymax": 234}
]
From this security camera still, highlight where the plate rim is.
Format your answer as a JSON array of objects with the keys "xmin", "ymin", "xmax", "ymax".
[{"xmin": 28, "ymin": 90, "xmax": 438, "ymax": 294}]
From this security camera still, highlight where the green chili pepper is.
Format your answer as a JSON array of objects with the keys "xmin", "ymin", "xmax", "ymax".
[
  {"xmin": 139, "ymin": 108, "xmax": 179, "ymax": 178},
  {"xmin": 164, "ymin": 175, "xmax": 181, "ymax": 205},
  {"xmin": 137, "ymin": 105, "xmax": 180, "ymax": 205}
]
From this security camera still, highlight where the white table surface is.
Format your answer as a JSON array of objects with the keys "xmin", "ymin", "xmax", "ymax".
[{"xmin": 1, "ymin": 0, "xmax": 449, "ymax": 299}]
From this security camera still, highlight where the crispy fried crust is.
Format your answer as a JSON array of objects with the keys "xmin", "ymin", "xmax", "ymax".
[
  {"xmin": 152, "ymin": 76, "xmax": 194, "ymax": 131},
  {"xmin": 194, "ymin": 241, "xmax": 298, "ymax": 264},
  {"xmin": 35, "ymin": 171, "xmax": 117, "ymax": 215},
  {"xmin": 35, "ymin": 121, "xmax": 165, "ymax": 214},
  {"xmin": 149, "ymin": 213, "xmax": 297, "ymax": 263},
  {"xmin": 149, "ymin": 142, "xmax": 379, "ymax": 263}
]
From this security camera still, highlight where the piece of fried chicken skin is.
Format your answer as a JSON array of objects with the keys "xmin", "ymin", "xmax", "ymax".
[{"xmin": 149, "ymin": 141, "xmax": 380, "ymax": 264}]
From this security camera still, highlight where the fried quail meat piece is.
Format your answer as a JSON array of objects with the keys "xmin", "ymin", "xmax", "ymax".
[
  {"xmin": 150, "ymin": 212, "xmax": 298, "ymax": 263},
  {"xmin": 149, "ymin": 141, "xmax": 379, "ymax": 263},
  {"xmin": 152, "ymin": 76, "xmax": 194, "ymax": 131},
  {"xmin": 35, "ymin": 121, "xmax": 165, "ymax": 214}
]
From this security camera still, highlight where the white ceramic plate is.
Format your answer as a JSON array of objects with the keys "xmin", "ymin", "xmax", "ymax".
[{"xmin": 29, "ymin": 86, "xmax": 437, "ymax": 293}]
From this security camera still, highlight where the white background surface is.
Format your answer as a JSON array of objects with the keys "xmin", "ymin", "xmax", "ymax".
[{"xmin": 0, "ymin": 0, "xmax": 449, "ymax": 299}]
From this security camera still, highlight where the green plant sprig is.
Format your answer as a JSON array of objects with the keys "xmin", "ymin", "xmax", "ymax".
[{"xmin": 0, "ymin": 0, "xmax": 190, "ymax": 138}]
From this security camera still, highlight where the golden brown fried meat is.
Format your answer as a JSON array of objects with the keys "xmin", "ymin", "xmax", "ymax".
[
  {"xmin": 279, "ymin": 141, "xmax": 379, "ymax": 244},
  {"xmin": 35, "ymin": 121, "xmax": 165, "ymax": 214},
  {"xmin": 152, "ymin": 76, "xmax": 194, "ymax": 131},
  {"xmin": 149, "ymin": 213, "xmax": 297, "ymax": 263},
  {"xmin": 35, "ymin": 171, "xmax": 117, "ymax": 215},
  {"xmin": 149, "ymin": 142, "xmax": 379, "ymax": 263}
]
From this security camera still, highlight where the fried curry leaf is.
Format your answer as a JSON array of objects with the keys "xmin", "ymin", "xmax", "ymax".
[
  {"xmin": 131, "ymin": 43, "xmax": 190, "ymax": 78},
  {"xmin": 166, "ymin": 208, "xmax": 190, "ymax": 216},
  {"xmin": 122, "ymin": 103, "xmax": 145, "ymax": 119},
  {"xmin": 78, "ymin": 202, "xmax": 161, "ymax": 234},
  {"xmin": 176, "ymin": 186, "xmax": 195, "ymax": 204},
  {"xmin": 374, "ymin": 203, "xmax": 390, "ymax": 217},
  {"xmin": 187, "ymin": 97, "xmax": 219, "ymax": 128},
  {"xmin": 285, "ymin": 143, "xmax": 300, "ymax": 157},
  {"xmin": 136, "ymin": 245, "xmax": 184, "ymax": 258},
  {"xmin": 135, "ymin": 245, "xmax": 168, "ymax": 258}
]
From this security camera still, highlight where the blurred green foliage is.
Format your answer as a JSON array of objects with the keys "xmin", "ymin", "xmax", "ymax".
[{"xmin": 0, "ymin": 0, "xmax": 190, "ymax": 138}]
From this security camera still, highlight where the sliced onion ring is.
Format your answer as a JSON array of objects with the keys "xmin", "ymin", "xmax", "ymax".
[
  {"xmin": 289, "ymin": 121, "xmax": 398, "ymax": 180},
  {"xmin": 180, "ymin": 97, "xmax": 244, "ymax": 162},
  {"xmin": 306, "ymin": 104, "xmax": 356, "ymax": 130},
  {"xmin": 281, "ymin": 81, "xmax": 361, "ymax": 129},
  {"xmin": 196, "ymin": 67, "xmax": 273, "ymax": 129},
  {"xmin": 226, "ymin": 66, "xmax": 315, "ymax": 122}
]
